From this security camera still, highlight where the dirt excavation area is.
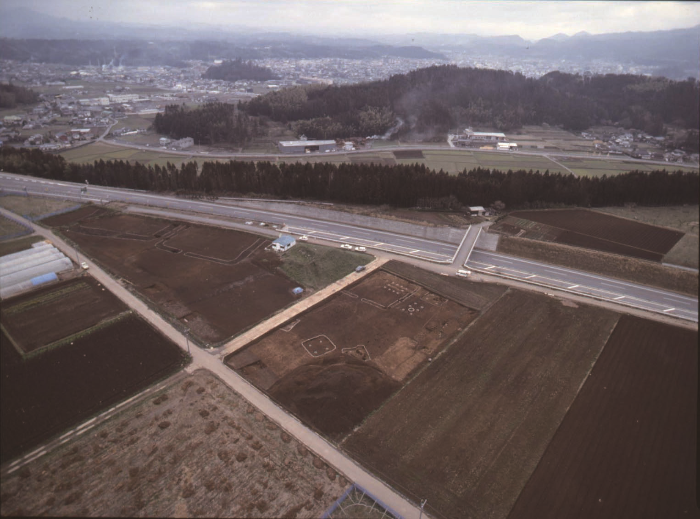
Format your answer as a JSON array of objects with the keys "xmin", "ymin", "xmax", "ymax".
[
  {"xmin": 227, "ymin": 269, "xmax": 482, "ymax": 439},
  {"xmin": 44, "ymin": 208, "xmax": 298, "ymax": 345},
  {"xmin": 342, "ymin": 289, "xmax": 621, "ymax": 519},
  {"xmin": 0, "ymin": 370, "xmax": 349, "ymax": 518}
]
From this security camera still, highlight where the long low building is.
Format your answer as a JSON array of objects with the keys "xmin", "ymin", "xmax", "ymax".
[{"xmin": 278, "ymin": 140, "xmax": 337, "ymax": 154}]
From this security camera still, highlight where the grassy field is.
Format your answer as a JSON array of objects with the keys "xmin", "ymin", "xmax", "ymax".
[
  {"xmin": 0, "ymin": 235, "xmax": 44, "ymax": 257},
  {"xmin": 0, "ymin": 195, "xmax": 80, "ymax": 219},
  {"xmin": 558, "ymin": 157, "xmax": 698, "ymax": 177},
  {"xmin": 60, "ymin": 142, "xmax": 187, "ymax": 166},
  {"xmin": 0, "ymin": 216, "xmax": 28, "ymax": 237},
  {"xmin": 278, "ymin": 243, "xmax": 372, "ymax": 290},
  {"xmin": 58, "ymin": 141, "xmax": 698, "ymax": 180}
]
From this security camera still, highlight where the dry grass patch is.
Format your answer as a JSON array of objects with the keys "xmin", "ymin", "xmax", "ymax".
[{"xmin": 0, "ymin": 370, "xmax": 349, "ymax": 518}]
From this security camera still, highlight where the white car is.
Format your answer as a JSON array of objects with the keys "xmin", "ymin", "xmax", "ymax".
[
  {"xmin": 245, "ymin": 221, "xmax": 253, "ymax": 225},
  {"xmin": 81, "ymin": 262, "xmax": 89, "ymax": 270},
  {"xmin": 456, "ymin": 269, "xmax": 471, "ymax": 277},
  {"xmin": 340, "ymin": 244, "xmax": 353, "ymax": 250},
  {"xmin": 299, "ymin": 235, "xmax": 309, "ymax": 241},
  {"xmin": 354, "ymin": 246, "xmax": 366, "ymax": 252},
  {"xmin": 259, "ymin": 222, "xmax": 266, "ymax": 226}
]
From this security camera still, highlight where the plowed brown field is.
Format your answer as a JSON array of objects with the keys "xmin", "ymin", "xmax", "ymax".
[
  {"xmin": 227, "ymin": 269, "xmax": 479, "ymax": 439},
  {"xmin": 342, "ymin": 289, "xmax": 620, "ymax": 519},
  {"xmin": 50, "ymin": 211, "xmax": 297, "ymax": 344},
  {"xmin": 1, "ymin": 315, "xmax": 187, "ymax": 462},
  {"xmin": 508, "ymin": 209, "xmax": 684, "ymax": 261},
  {"xmin": 1, "ymin": 277, "xmax": 127, "ymax": 354},
  {"xmin": 508, "ymin": 315, "xmax": 698, "ymax": 519}
]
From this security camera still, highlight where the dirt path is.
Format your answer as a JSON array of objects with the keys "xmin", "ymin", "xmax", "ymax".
[
  {"xmin": 0, "ymin": 208, "xmax": 425, "ymax": 519},
  {"xmin": 216, "ymin": 257, "xmax": 388, "ymax": 358}
]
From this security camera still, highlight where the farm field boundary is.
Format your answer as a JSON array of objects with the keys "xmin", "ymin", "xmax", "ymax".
[
  {"xmin": 342, "ymin": 289, "xmax": 620, "ymax": 519},
  {"xmin": 507, "ymin": 209, "xmax": 684, "ymax": 261},
  {"xmin": 226, "ymin": 269, "xmax": 479, "ymax": 441},
  {"xmin": 0, "ymin": 370, "xmax": 350, "ymax": 518},
  {"xmin": 1, "ymin": 313, "xmax": 188, "ymax": 463},
  {"xmin": 509, "ymin": 315, "xmax": 698, "ymax": 519}
]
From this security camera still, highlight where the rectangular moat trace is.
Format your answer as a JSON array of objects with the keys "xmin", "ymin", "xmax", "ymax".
[{"xmin": 226, "ymin": 268, "xmax": 480, "ymax": 440}]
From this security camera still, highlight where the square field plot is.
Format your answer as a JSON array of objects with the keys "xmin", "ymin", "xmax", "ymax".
[
  {"xmin": 226, "ymin": 269, "xmax": 479, "ymax": 440},
  {"xmin": 1, "ymin": 277, "xmax": 128, "ymax": 356},
  {"xmin": 302, "ymin": 335, "xmax": 337, "ymax": 357},
  {"xmin": 343, "ymin": 290, "xmax": 620, "ymax": 519}
]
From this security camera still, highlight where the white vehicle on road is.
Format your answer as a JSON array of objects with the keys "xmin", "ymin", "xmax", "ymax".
[
  {"xmin": 354, "ymin": 246, "xmax": 366, "ymax": 252},
  {"xmin": 299, "ymin": 235, "xmax": 309, "ymax": 241},
  {"xmin": 340, "ymin": 244, "xmax": 353, "ymax": 250},
  {"xmin": 81, "ymin": 262, "xmax": 89, "ymax": 270},
  {"xmin": 245, "ymin": 221, "xmax": 253, "ymax": 225},
  {"xmin": 456, "ymin": 269, "xmax": 471, "ymax": 277}
]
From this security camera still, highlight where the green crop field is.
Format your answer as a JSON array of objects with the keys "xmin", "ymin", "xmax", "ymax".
[{"xmin": 60, "ymin": 143, "xmax": 186, "ymax": 165}]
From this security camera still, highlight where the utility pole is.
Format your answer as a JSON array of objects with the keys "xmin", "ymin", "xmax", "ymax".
[
  {"xmin": 184, "ymin": 328, "xmax": 191, "ymax": 354},
  {"xmin": 419, "ymin": 499, "xmax": 427, "ymax": 519}
]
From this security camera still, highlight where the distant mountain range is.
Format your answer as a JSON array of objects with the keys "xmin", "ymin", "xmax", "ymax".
[{"xmin": 0, "ymin": 7, "xmax": 697, "ymax": 79}]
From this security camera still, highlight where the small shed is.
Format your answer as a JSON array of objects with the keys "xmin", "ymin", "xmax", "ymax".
[
  {"xmin": 271, "ymin": 235, "xmax": 296, "ymax": 252},
  {"xmin": 469, "ymin": 206, "xmax": 486, "ymax": 216}
]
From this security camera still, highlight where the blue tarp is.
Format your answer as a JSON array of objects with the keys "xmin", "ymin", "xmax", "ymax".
[{"xmin": 30, "ymin": 272, "xmax": 58, "ymax": 286}]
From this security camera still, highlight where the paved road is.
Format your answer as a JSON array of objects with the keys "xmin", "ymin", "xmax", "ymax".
[
  {"xmin": 467, "ymin": 250, "xmax": 698, "ymax": 322},
  {"xmin": 0, "ymin": 208, "xmax": 425, "ymax": 519},
  {"xmin": 101, "ymin": 136, "xmax": 698, "ymax": 171},
  {"xmin": 0, "ymin": 173, "xmax": 457, "ymax": 263},
  {"xmin": 1, "ymin": 172, "xmax": 696, "ymax": 323}
]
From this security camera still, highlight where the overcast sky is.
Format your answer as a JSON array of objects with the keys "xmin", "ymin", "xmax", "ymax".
[{"xmin": 5, "ymin": 0, "xmax": 700, "ymax": 40}]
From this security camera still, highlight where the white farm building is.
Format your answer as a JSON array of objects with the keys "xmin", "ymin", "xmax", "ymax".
[
  {"xmin": 271, "ymin": 235, "xmax": 296, "ymax": 252},
  {"xmin": 277, "ymin": 140, "xmax": 336, "ymax": 154}
]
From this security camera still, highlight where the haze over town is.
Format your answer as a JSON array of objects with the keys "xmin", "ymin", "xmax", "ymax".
[{"xmin": 2, "ymin": 0, "xmax": 700, "ymax": 39}]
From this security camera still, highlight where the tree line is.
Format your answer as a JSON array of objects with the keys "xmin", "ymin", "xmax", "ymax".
[
  {"xmin": 243, "ymin": 66, "xmax": 699, "ymax": 137},
  {"xmin": 152, "ymin": 103, "xmax": 263, "ymax": 146},
  {"xmin": 0, "ymin": 83, "xmax": 39, "ymax": 108},
  {"xmin": 2, "ymin": 147, "xmax": 698, "ymax": 209}
]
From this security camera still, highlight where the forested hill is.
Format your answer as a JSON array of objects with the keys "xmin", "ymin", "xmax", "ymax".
[
  {"xmin": 203, "ymin": 59, "xmax": 278, "ymax": 82},
  {"xmin": 244, "ymin": 65, "xmax": 700, "ymax": 138}
]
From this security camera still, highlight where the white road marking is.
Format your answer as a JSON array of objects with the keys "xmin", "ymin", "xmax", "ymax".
[
  {"xmin": 485, "ymin": 266, "xmax": 496, "ymax": 270},
  {"xmin": 526, "ymin": 274, "xmax": 536, "ymax": 279},
  {"xmin": 76, "ymin": 417, "xmax": 96, "ymax": 431},
  {"xmin": 614, "ymin": 296, "xmax": 625, "ymax": 300},
  {"xmin": 663, "ymin": 308, "xmax": 675, "ymax": 313},
  {"xmin": 568, "ymin": 284, "xmax": 580, "ymax": 289}
]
